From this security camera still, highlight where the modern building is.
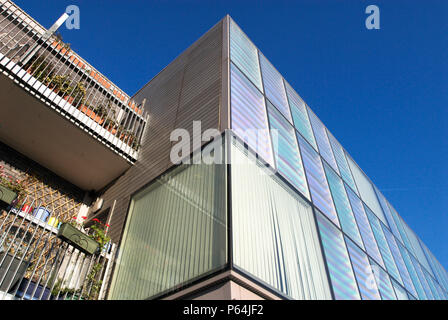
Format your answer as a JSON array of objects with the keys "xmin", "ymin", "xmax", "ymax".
[{"xmin": 0, "ymin": 0, "xmax": 447, "ymax": 300}]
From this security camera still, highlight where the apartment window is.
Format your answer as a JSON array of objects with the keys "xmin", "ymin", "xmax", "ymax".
[{"xmin": 109, "ymin": 153, "xmax": 227, "ymax": 299}]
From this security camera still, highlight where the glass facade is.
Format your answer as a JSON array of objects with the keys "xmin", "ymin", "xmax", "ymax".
[
  {"xmin": 226, "ymin": 18, "xmax": 448, "ymax": 300},
  {"xmin": 110, "ymin": 19, "xmax": 448, "ymax": 300}
]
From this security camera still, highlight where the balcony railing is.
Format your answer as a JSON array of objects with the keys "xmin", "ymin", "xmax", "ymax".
[{"xmin": 0, "ymin": 0, "xmax": 147, "ymax": 162}]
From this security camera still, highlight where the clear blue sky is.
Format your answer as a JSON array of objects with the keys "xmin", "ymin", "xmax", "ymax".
[{"xmin": 15, "ymin": 0, "xmax": 448, "ymax": 269}]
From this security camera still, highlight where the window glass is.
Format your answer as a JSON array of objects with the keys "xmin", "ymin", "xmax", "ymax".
[
  {"xmin": 284, "ymin": 82, "xmax": 317, "ymax": 150},
  {"xmin": 316, "ymin": 211, "xmax": 360, "ymax": 300},
  {"xmin": 298, "ymin": 134, "xmax": 339, "ymax": 227},
  {"xmin": 259, "ymin": 54, "xmax": 292, "ymax": 122},
  {"xmin": 381, "ymin": 224, "xmax": 417, "ymax": 297},
  {"xmin": 365, "ymin": 206, "xmax": 402, "ymax": 284},
  {"xmin": 307, "ymin": 109, "xmax": 339, "ymax": 174},
  {"xmin": 345, "ymin": 185, "xmax": 384, "ymax": 268},
  {"xmin": 345, "ymin": 237, "xmax": 381, "ymax": 300},
  {"xmin": 267, "ymin": 101, "xmax": 309, "ymax": 199},
  {"xmin": 231, "ymin": 140, "xmax": 331, "ymax": 299},
  {"xmin": 392, "ymin": 280, "xmax": 409, "ymax": 300},
  {"xmin": 323, "ymin": 162, "xmax": 363, "ymax": 249},
  {"xmin": 109, "ymin": 149, "xmax": 227, "ymax": 299},
  {"xmin": 230, "ymin": 62, "xmax": 275, "ymax": 167},
  {"xmin": 346, "ymin": 155, "xmax": 387, "ymax": 225},
  {"xmin": 398, "ymin": 242, "xmax": 427, "ymax": 300},
  {"xmin": 327, "ymin": 132, "xmax": 357, "ymax": 193},
  {"xmin": 370, "ymin": 259, "xmax": 397, "ymax": 300},
  {"xmin": 373, "ymin": 186, "xmax": 402, "ymax": 244},
  {"xmin": 229, "ymin": 20, "xmax": 263, "ymax": 92}
]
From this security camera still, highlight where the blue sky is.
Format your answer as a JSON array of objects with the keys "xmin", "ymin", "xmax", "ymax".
[{"xmin": 14, "ymin": 0, "xmax": 448, "ymax": 269}]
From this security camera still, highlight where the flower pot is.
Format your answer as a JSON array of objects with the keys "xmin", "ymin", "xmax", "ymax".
[
  {"xmin": 78, "ymin": 105, "xmax": 104, "ymax": 125},
  {"xmin": 0, "ymin": 185, "xmax": 17, "ymax": 205},
  {"xmin": 33, "ymin": 207, "xmax": 50, "ymax": 222},
  {"xmin": 16, "ymin": 278, "xmax": 51, "ymax": 300},
  {"xmin": 57, "ymin": 223, "xmax": 99, "ymax": 256},
  {"xmin": 0, "ymin": 252, "xmax": 29, "ymax": 293}
]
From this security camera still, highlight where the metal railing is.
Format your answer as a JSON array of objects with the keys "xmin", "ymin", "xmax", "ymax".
[
  {"xmin": 0, "ymin": 195, "xmax": 116, "ymax": 300},
  {"xmin": 0, "ymin": 0, "xmax": 147, "ymax": 161}
]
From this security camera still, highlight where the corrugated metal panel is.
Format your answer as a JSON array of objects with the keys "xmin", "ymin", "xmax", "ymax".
[
  {"xmin": 345, "ymin": 185, "xmax": 385, "ymax": 269},
  {"xmin": 365, "ymin": 206, "xmax": 402, "ymax": 284},
  {"xmin": 369, "ymin": 258, "xmax": 397, "ymax": 300},
  {"xmin": 284, "ymin": 82, "xmax": 318, "ymax": 150},
  {"xmin": 230, "ymin": 141, "xmax": 332, "ymax": 300},
  {"xmin": 229, "ymin": 19, "xmax": 263, "ymax": 93},
  {"xmin": 267, "ymin": 101, "xmax": 309, "ymax": 200},
  {"xmin": 323, "ymin": 162, "xmax": 363, "ymax": 249},
  {"xmin": 346, "ymin": 155, "xmax": 387, "ymax": 226},
  {"xmin": 398, "ymin": 242, "xmax": 427, "ymax": 300},
  {"xmin": 381, "ymin": 223, "xmax": 417, "ymax": 296},
  {"xmin": 316, "ymin": 211, "xmax": 360, "ymax": 300},
  {"xmin": 99, "ymin": 20, "xmax": 224, "ymax": 242},
  {"xmin": 327, "ymin": 132, "xmax": 357, "ymax": 194},
  {"xmin": 297, "ymin": 134, "xmax": 338, "ymax": 227},
  {"xmin": 345, "ymin": 237, "xmax": 381, "ymax": 300},
  {"xmin": 259, "ymin": 54, "xmax": 292, "ymax": 122},
  {"xmin": 230, "ymin": 62, "xmax": 274, "ymax": 167},
  {"xmin": 307, "ymin": 109, "xmax": 339, "ymax": 174}
]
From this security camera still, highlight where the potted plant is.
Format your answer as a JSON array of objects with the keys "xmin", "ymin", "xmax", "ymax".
[
  {"xmin": 0, "ymin": 232, "xmax": 30, "ymax": 293},
  {"xmin": 57, "ymin": 217, "xmax": 99, "ymax": 256},
  {"xmin": 0, "ymin": 167, "xmax": 26, "ymax": 206}
]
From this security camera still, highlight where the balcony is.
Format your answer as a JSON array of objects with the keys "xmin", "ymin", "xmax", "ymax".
[{"xmin": 0, "ymin": 1, "xmax": 147, "ymax": 191}]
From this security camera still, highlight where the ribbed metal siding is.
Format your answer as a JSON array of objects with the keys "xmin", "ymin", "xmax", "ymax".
[{"xmin": 100, "ymin": 21, "xmax": 224, "ymax": 243}]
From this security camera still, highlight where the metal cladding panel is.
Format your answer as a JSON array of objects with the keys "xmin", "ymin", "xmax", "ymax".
[
  {"xmin": 267, "ymin": 101, "xmax": 309, "ymax": 200},
  {"xmin": 298, "ymin": 134, "xmax": 338, "ymax": 227},
  {"xmin": 307, "ymin": 109, "xmax": 339, "ymax": 174},
  {"xmin": 229, "ymin": 19, "xmax": 263, "ymax": 93},
  {"xmin": 345, "ymin": 237, "xmax": 381, "ymax": 300},
  {"xmin": 259, "ymin": 54, "xmax": 292, "ymax": 122},
  {"xmin": 316, "ymin": 211, "xmax": 361, "ymax": 300},
  {"xmin": 345, "ymin": 185, "xmax": 384, "ymax": 269},
  {"xmin": 323, "ymin": 162, "xmax": 363, "ymax": 249},
  {"xmin": 100, "ymin": 20, "xmax": 224, "ymax": 242},
  {"xmin": 230, "ymin": 62, "xmax": 274, "ymax": 167},
  {"xmin": 230, "ymin": 141, "xmax": 332, "ymax": 300},
  {"xmin": 285, "ymin": 82, "xmax": 318, "ymax": 150}
]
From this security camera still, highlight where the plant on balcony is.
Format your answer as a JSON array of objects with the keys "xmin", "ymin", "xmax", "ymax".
[
  {"xmin": 23, "ymin": 54, "xmax": 55, "ymax": 85},
  {"xmin": 0, "ymin": 166, "xmax": 26, "ymax": 205}
]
